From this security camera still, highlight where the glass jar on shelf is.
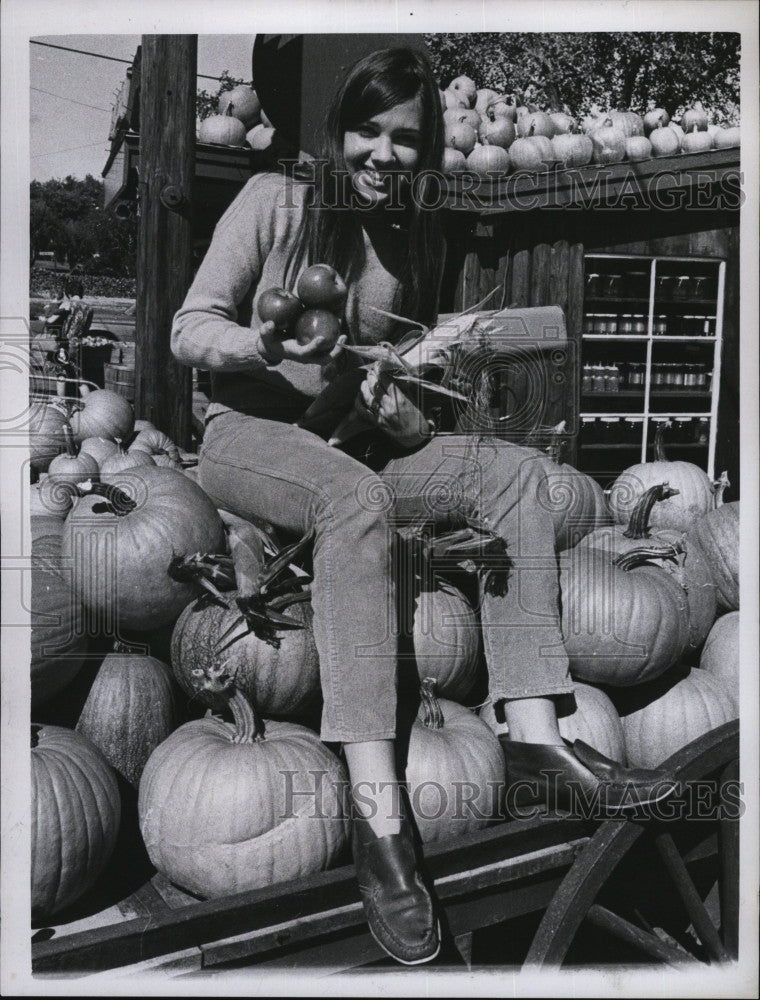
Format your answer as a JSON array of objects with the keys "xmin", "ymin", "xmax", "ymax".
[
  {"xmin": 618, "ymin": 314, "xmax": 633, "ymax": 335},
  {"xmin": 653, "ymin": 315, "xmax": 668, "ymax": 337},
  {"xmin": 581, "ymin": 416, "xmax": 599, "ymax": 444},
  {"xmin": 582, "ymin": 365, "xmax": 594, "ymax": 393},
  {"xmin": 606, "ymin": 365, "xmax": 622, "ymax": 392},
  {"xmin": 602, "ymin": 274, "xmax": 623, "ymax": 298},
  {"xmin": 592, "ymin": 365, "xmax": 607, "ymax": 392},
  {"xmin": 632, "ymin": 314, "xmax": 647, "ymax": 336},
  {"xmin": 585, "ymin": 273, "xmax": 601, "ymax": 298},
  {"xmin": 656, "ymin": 274, "xmax": 674, "ymax": 301},
  {"xmin": 672, "ymin": 275, "xmax": 692, "ymax": 301},
  {"xmin": 592, "ymin": 316, "xmax": 607, "ymax": 335},
  {"xmin": 584, "ymin": 315, "xmax": 595, "ymax": 335},
  {"xmin": 624, "ymin": 416, "xmax": 644, "ymax": 445},
  {"xmin": 628, "ymin": 363, "xmax": 645, "ymax": 389},
  {"xmin": 692, "ymin": 276, "xmax": 709, "ymax": 299},
  {"xmin": 694, "ymin": 417, "xmax": 710, "ymax": 445},
  {"xmin": 694, "ymin": 365, "xmax": 709, "ymax": 390},
  {"xmin": 651, "ymin": 363, "xmax": 666, "ymax": 388},
  {"xmin": 671, "ymin": 364, "xmax": 685, "ymax": 389},
  {"xmin": 601, "ymin": 417, "xmax": 622, "ymax": 444},
  {"xmin": 673, "ymin": 417, "xmax": 693, "ymax": 443}
]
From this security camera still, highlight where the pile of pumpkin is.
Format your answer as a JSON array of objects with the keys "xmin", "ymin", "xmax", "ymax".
[
  {"xmin": 29, "ymin": 388, "xmax": 739, "ymax": 924},
  {"xmin": 439, "ymin": 76, "xmax": 740, "ymax": 178}
]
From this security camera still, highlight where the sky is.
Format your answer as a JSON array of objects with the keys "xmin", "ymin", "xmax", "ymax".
[{"xmin": 30, "ymin": 35, "xmax": 254, "ymax": 182}]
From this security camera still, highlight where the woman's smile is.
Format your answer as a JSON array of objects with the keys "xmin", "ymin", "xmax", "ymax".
[{"xmin": 343, "ymin": 96, "xmax": 424, "ymax": 208}]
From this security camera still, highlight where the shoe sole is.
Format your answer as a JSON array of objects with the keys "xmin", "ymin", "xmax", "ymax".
[{"xmin": 367, "ymin": 918, "xmax": 442, "ymax": 966}]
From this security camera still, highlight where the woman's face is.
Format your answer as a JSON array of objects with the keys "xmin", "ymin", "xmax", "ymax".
[{"xmin": 343, "ymin": 95, "xmax": 424, "ymax": 209}]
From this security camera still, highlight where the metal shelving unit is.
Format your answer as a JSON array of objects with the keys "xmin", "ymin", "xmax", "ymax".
[{"xmin": 580, "ymin": 253, "xmax": 724, "ymax": 480}]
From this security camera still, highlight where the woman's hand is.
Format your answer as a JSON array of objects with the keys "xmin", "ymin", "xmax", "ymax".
[
  {"xmin": 358, "ymin": 366, "xmax": 433, "ymax": 448},
  {"xmin": 256, "ymin": 322, "xmax": 347, "ymax": 367}
]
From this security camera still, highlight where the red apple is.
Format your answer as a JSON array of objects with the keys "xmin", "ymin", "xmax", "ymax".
[
  {"xmin": 477, "ymin": 117, "xmax": 516, "ymax": 149},
  {"xmin": 296, "ymin": 264, "xmax": 348, "ymax": 313},
  {"xmin": 625, "ymin": 136, "xmax": 653, "ymax": 162},
  {"xmin": 447, "ymin": 75, "xmax": 478, "ymax": 108},
  {"xmin": 442, "ymin": 148, "xmax": 467, "ymax": 174},
  {"xmin": 713, "ymin": 126, "xmax": 740, "ymax": 149},
  {"xmin": 649, "ymin": 126, "xmax": 681, "ymax": 157},
  {"xmin": 292, "ymin": 309, "xmax": 342, "ymax": 350},
  {"xmin": 681, "ymin": 126, "xmax": 713, "ymax": 153},
  {"xmin": 681, "ymin": 107, "xmax": 708, "ymax": 132},
  {"xmin": 257, "ymin": 287, "xmax": 304, "ymax": 329},
  {"xmin": 445, "ymin": 122, "xmax": 478, "ymax": 157},
  {"xmin": 443, "ymin": 107, "xmax": 481, "ymax": 131},
  {"xmin": 643, "ymin": 109, "xmax": 670, "ymax": 134}
]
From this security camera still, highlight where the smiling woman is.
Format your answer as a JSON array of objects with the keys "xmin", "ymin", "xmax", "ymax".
[{"xmin": 343, "ymin": 97, "xmax": 424, "ymax": 209}]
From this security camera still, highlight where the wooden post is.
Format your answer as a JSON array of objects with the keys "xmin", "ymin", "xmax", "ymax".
[{"xmin": 135, "ymin": 35, "xmax": 196, "ymax": 448}]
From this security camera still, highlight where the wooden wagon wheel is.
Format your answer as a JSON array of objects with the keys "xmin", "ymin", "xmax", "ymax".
[{"xmin": 524, "ymin": 721, "xmax": 740, "ymax": 968}]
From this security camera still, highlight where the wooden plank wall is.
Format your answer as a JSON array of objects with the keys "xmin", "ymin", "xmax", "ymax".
[{"xmin": 446, "ymin": 219, "xmax": 584, "ymax": 465}]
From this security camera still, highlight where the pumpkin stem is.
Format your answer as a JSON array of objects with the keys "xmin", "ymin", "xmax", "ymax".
[
  {"xmin": 228, "ymin": 687, "xmax": 265, "ymax": 743},
  {"xmin": 62, "ymin": 422, "xmax": 77, "ymax": 458},
  {"xmin": 653, "ymin": 420, "xmax": 672, "ymax": 461},
  {"xmin": 623, "ymin": 483, "xmax": 680, "ymax": 539},
  {"xmin": 712, "ymin": 470, "xmax": 730, "ymax": 507},
  {"xmin": 420, "ymin": 677, "xmax": 444, "ymax": 731},
  {"xmin": 614, "ymin": 539, "xmax": 685, "ymax": 571},
  {"xmin": 112, "ymin": 639, "xmax": 143, "ymax": 654}
]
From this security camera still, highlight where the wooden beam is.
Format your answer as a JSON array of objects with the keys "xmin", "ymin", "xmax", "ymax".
[{"xmin": 135, "ymin": 35, "xmax": 196, "ymax": 448}]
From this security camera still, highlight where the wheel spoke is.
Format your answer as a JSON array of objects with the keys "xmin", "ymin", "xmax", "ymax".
[
  {"xmin": 654, "ymin": 831, "xmax": 731, "ymax": 963},
  {"xmin": 584, "ymin": 904, "xmax": 699, "ymax": 966}
]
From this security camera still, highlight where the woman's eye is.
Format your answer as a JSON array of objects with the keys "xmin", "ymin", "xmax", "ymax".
[{"xmin": 357, "ymin": 126, "xmax": 376, "ymax": 138}]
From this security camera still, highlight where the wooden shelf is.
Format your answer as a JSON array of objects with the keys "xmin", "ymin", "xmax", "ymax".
[{"xmin": 581, "ymin": 390, "xmax": 711, "ymax": 398}]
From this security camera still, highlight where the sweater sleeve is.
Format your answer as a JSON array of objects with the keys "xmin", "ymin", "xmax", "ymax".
[{"xmin": 171, "ymin": 173, "xmax": 293, "ymax": 373}]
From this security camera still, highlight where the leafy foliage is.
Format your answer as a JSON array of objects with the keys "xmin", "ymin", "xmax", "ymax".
[
  {"xmin": 425, "ymin": 33, "xmax": 740, "ymax": 125},
  {"xmin": 30, "ymin": 175, "xmax": 137, "ymax": 276},
  {"xmin": 196, "ymin": 70, "xmax": 246, "ymax": 121}
]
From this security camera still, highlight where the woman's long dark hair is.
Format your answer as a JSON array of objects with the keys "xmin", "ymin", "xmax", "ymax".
[{"xmin": 285, "ymin": 47, "xmax": 445, "ymax": 329}]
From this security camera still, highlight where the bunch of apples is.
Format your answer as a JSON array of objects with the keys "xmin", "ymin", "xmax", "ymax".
[
  {"xmin": 257, "ymin": 264, "xmax": 347, "ymax": 352},
  {"xmin": 439, "ymin": 74, "xmax": 740, "ymax": 179}
]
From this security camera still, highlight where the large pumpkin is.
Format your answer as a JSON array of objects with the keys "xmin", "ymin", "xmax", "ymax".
[
  {"xmin": 61, "ymin": 466, "xmax": 226, "ymax": 632},
  {"xmin": 31, "ymin": 724, "xmax": 121, "ymax": 920},
  {"xmin": 576, "ymin": 484, "xmax": 717, "ymax": 652},
  {"xmin": 403, "ymin": 678, "xmax": 504, "ymax": 844},
  {"xmin": 608, "ymin": 421, "xmax": 726, "ymax": 532},
  {"xmin": 686, "ymin": 501, "xmax": 739, "ymax": 612},
  {"xmin": 69, "ymin": 387, "xmax": 134, "ymax": 444},
  {"xmin": 479, "ymin": 681, "xmax": 626, "ymax": 763},
  {"xmin": 560, "ymin": 545, "xmax": 690, "ymax": 686},
  {"xmin": 138, "ymin": 689, "xmax": 348, "ymax": 898},
  {"xmin": 31, "ymin": 530, "xmax": 88, "ymax": 708},
  {"xmin": 171, "ymin": 592, "xmax": 320, "ymax": 720},
  {"xmin": 619, "ymin": 667, "xmax": 738, "ymax": 769},
  {"xmin": 699, "ymin": 612, "xmax": 739, "ymax": 710},
  {"xmin": 407, "ymin": 579, "xmax": 481, "ymax": 703},
  {"xmin": 76, "ymin": 644, "xmax": 182, "ymax": 787},
  {"xmin": 29, "ymin": 399, "xmax": 69, "ymax": 472}
]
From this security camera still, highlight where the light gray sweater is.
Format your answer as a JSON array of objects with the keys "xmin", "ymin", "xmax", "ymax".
[{"xmin": 171, "ymin": 171, "xmax": 409, "ymax": 423}]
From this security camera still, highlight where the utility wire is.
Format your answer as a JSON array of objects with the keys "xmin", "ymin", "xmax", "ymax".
[
  {"xmin": 30, "ymin": 39, "xmax": 243, "ymax": 82},
  {"xmin": 31, "ymin": 86, "xmax": 112, "ymax": 114},
  {"xmin": 32, "ymin": 140, "xmax": 109, "ymax": 161}
]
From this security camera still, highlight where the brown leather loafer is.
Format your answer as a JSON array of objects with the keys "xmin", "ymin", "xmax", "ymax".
[
  {"xmin": 500, "ymin": 737, "xmax": 680, "ymax": 818},
  {"xmin": 352, "ymin": 812, "xmax": 440, "ymax": 965}
]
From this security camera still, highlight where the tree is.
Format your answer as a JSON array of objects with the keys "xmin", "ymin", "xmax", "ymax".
[
  {"xmin": 29, "ymin": 175, "xmax": 137, "ymax": 276},
  {"xmin": 425, "ymin": 33, "xmax": 740, "ymax": 124}
]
